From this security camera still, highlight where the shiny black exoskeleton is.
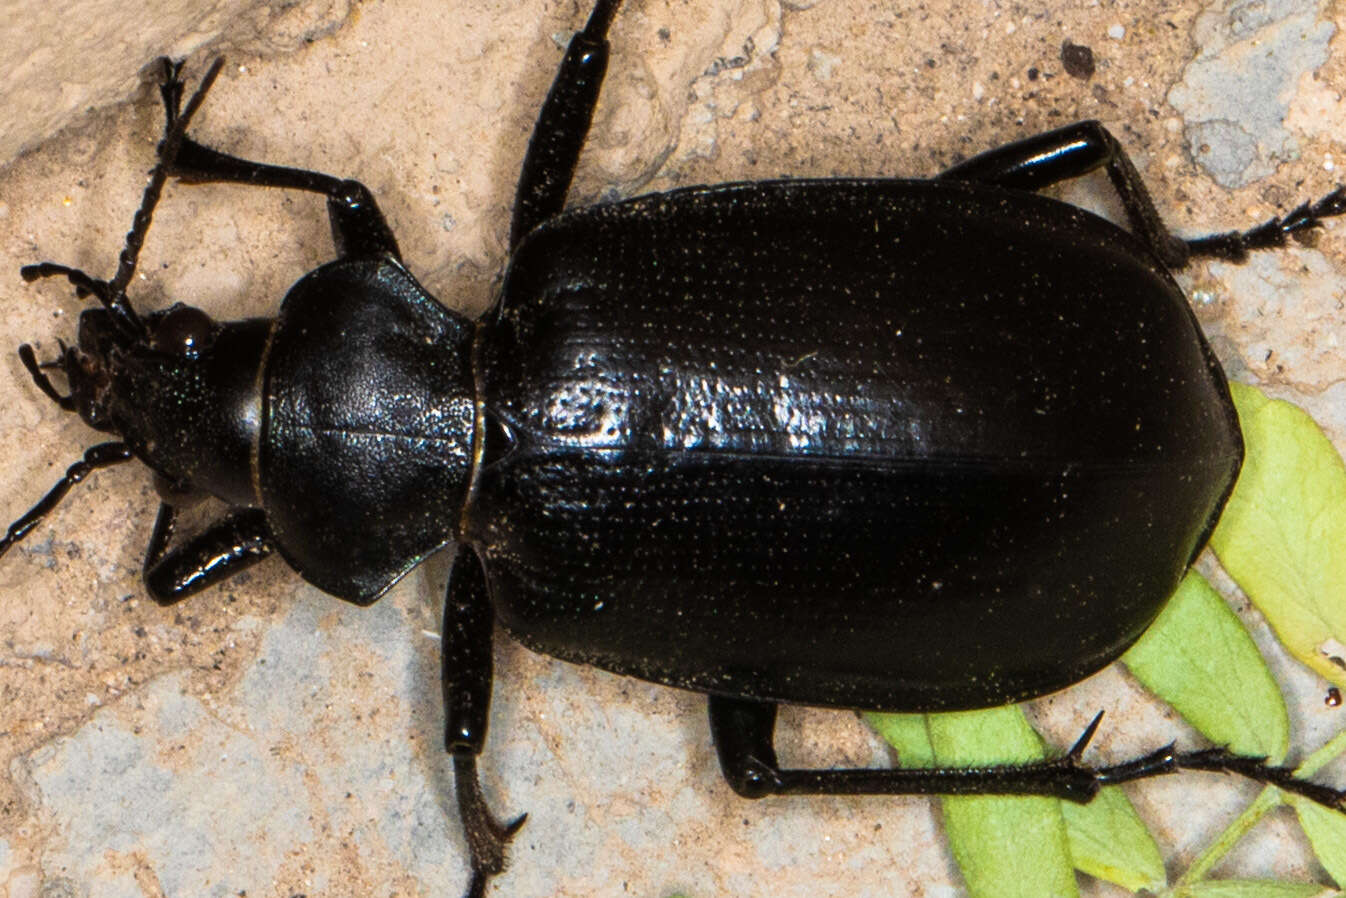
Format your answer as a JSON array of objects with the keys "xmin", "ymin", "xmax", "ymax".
[{"xmin": 7, "ymin": 2, "xmax": 1346, "ymax": 895}]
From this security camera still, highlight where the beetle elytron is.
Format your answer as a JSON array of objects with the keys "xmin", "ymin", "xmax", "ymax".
[{"xmin": 6, "ymin": 0, "xmax": 1346, "ymax": 894}]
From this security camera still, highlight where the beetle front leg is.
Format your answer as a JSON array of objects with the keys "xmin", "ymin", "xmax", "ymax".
[
  {"xmin": 938, "ymin": 120, "xmax": 1346, "ymax": 268},
  {"xmin": 142, "ymin": 504, "xmax": 273, "ymax": 605},
  {"xmin": 443, "ymin": 544, "xmax": 525, "ymax": 898},
  {"xmin": 153, "ymin": 59, "xmax": 400, "ymax": 260},
  {"xmin": 708, "ymin": 697, "xmax": 1346, "ymax": 810}
]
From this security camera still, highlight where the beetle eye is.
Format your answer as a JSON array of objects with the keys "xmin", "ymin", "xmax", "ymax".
[{"xmin": 152, "ymin": 305, "xmax": 215, "ymax": 358}]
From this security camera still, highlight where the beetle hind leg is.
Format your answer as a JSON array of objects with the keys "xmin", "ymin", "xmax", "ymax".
[{"xmin": 708, "ymin": 696, "xmax": 1346, "ymax": 810}]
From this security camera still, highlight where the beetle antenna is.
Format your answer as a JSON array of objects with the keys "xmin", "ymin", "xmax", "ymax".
[
  {"xmin": 104, "ymin": 57, "xmax": 225, "ymax": 319},
  {"xmin": 108, "ymin": 56, "xmax": 224, "ymax": 298},
  {"xmin": 18, "ymin": 261, "xmax": 110, "ymax": 302},
  {"xmin": 0, "ymin": 442, "xmax": 134, "ymax": 560},
  {"xmin": 18, "ymin": 59, "xmax": 225, "ymax": 341}
]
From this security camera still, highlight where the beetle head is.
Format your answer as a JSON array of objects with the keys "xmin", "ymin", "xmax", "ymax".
[
  {"xmin": 31, "ymin": 301, "xmax": 268, "ymax": 509},
  {"xmin": 0, "ymin": 57, "xmax": 257, "ymax": 560}
]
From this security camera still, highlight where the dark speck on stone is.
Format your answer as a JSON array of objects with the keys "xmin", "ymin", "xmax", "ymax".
[{"xmin": 1061, "ymin": 40, "xmax": 1095, "ymax": 79}]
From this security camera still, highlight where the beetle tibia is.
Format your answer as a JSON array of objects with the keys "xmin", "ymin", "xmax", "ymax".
[{"xmin": 453, "ymin": 754, "xmax": 526, "ymax": 898}]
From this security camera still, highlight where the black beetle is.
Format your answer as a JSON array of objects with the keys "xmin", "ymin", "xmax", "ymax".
[{"xmin": 4, "ymin": 1, "xmax": 1346, "ymax": 895}]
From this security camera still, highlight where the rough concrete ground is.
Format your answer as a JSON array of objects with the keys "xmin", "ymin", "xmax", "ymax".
[{"xmin": 1, "ymin": 0, "xmax": 1345, "ymax": 896}]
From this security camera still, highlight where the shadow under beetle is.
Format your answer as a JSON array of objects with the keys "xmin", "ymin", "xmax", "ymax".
[{"xmin": 7, "ymin": 0, "xmax": 1346, "ymax": 894}]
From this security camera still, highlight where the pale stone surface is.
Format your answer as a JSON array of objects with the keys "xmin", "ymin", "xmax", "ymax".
[
  {"xmin": 1168, "ymin": 0, "xmax": 1335, "ymax": 187},
  {"xmin": 0, "ymin": 0, "xmax": 1344, "ymax": 896},
  {"xmin": 0, "ymin": 0, "xmax": 353, "ymax": 164}
]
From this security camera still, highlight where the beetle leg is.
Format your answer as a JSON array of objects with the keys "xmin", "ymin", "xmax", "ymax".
[
  {"xmin": 1100, "ymin": 745, "xmax": 1346, "ymax": 809},
  {"xmin": 443, "ymin": 544, "xmax": 525, "ymax": 898},
  {"xmin": 0, "ymin": 442, "xmax": 134, "ymax": 562},
  {"xmin": 938, "ymin": 121, "xmax": 1193, "ymax": 268},
  {"xmin": 710, "ymin": 696, "xmax": 1101, "ymax": 802},
  {"xmin": 509, "ymin": 0, "xmax": 624, "ymax": 248},
  {"xmin": 142, "ymin": 505, "xmax": 273, "ymax": 605},
  {"xmin": 938, "ymin": 120, "xmax": 1346, "ymax": 268},
  {"xmin": 1181, "ymin": 185, "xmax": 1346, "ymax": 262},
  {"xmin": 708, "ymin": 699, "xmax": 1346, "ymax": 810},
  {"xmin": 151, "ymin": 58, "xmax": 400, "ymax": 261}
]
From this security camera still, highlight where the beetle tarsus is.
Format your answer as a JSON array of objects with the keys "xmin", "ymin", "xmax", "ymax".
[
  {"xmin": 0, "ymin": 442, "xmax": 133, "ymax": 560},
  {"xmin": 710, "ymin": 697, "xmax": 1346, "ymax": 812},
  {"xmin": 453, "ymin": 754, "xmax": 526, "ymax": 898},
  {"xmin": 1186, "ymin": 184, "xmax": 1346, "ymax": 261},
  {"xmin": 1168, "ymin": 748, "xmax": 1346, "ymax": 808},
  {"xmin": 1090, "ymin": 743, "xmax": 1179, "ymax": 792},
  {"xmin": 155, "ymin": 56, "xmax": 187, "ymax": 128}
]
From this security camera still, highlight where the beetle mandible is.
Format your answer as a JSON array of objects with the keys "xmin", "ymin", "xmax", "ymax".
[{"xmin": 3, "ymin": 1, "xmax": 1346, "ymax": 895}]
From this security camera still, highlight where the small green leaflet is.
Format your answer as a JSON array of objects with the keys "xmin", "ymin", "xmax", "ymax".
[
  {"xmin": 865, "ymin": 708, "xmax": 1077, "ymax": 898},
  {"xmin": 1210, "ymin": 382, "xmax": 1346, "ymax": 688},
  {"xmin": 1121, "ymin": 571, "xmax": 1289, "ymax": 761},
  {"xmin": 865, "ymin": 707, "xmax": 1166, "ymax": 897},
  {"xmin": 1289, "ymin": 795, "xmax": 1346, "ymax": 888},
  {"xmin": 1060, "ymin": 786, "xmax": 1165, "ymax": 893},
  {"xmin": 1167, "ymin": 882, "xmax": 1334, "ymax": 898}
]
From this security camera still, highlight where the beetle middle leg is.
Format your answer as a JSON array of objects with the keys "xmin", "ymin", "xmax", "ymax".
[
  {"xmin": 442, "ymin": 544, "xmax": 526, "ymax": 898},
  {"xmin": 938, "ymin": 120, "xmax": 1346, "ymax": 268},
  {"xmin": 140, "ymin": 504, "xmax": 273, "ymax": 605},
  {"xmin": 708, "ymin": 695, "xmax": 1346, "ymax": 808}
]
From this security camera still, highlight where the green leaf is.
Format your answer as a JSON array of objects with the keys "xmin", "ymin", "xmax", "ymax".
[
  {"xmin": 866, "ymin": 707, "xmax": 1078, "ymax": 898},
  {"xmin": 1170, "ymin": 880, "xmax": 1335, "ymax": 897},
  {"xmin": 865, "ymin": 710, "xmax": 936, "ymax": 766},
  {"xmin": 1061, "ymin": 785, "xmax": 1166, "ymax": 893},
  {"xmin": 867, "ymin": 709, "xmax": 1163, "ymax": 893},
  {"xmin": 930, "ymin": 708, "xmax": 1079, "ymax": 898},
  {"xmin": 1122, "ymin": 570, "xmax": 1289, "ymax": 760},
  {"xmin": 1210, "ymin": 382, "xmax": 1346, "ymax": 688},
  {"xmin": 1289, "ymin": 795, "xmax": 1346, "ymax": 888}
]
